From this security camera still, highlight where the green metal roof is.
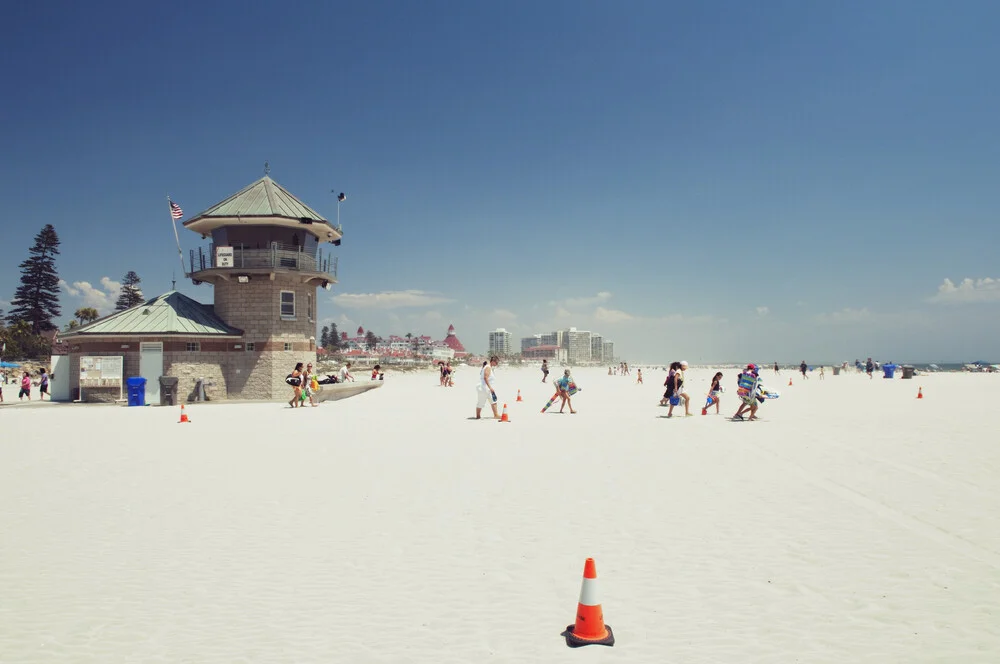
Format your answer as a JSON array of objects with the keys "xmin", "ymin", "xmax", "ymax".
[
  {"xmin": 186, "ymin": 176, "xmax": 329, "ymax": 222},
  {"xmin": 63, "ymin": 292, "xmax": 242, "ymax": 337}
]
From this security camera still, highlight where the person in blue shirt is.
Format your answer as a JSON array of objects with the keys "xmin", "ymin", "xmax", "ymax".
[{"xmin": 555, "ymin": 369, "xmax": 577, "ymax": 414}]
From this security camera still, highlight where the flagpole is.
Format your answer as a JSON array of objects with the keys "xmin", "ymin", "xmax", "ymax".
[{"xmin": 168, "ymin": 197, "xmax": 186, "ymax": 279}]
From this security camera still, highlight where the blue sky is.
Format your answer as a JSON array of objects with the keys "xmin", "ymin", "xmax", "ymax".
[{"xmin": 2, "ymin": 0, "xmax": 999, "ymax": 363}]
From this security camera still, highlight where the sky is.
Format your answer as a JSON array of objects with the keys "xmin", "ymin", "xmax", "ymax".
[{"xmin": 2, "ymin": 0, "xmax": 999, "ymax": 363}]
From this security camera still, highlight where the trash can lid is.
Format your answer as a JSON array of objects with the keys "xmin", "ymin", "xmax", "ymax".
[
  {"xmin": 158, "ymin": 376, "xmax": 179, "ymax": 385},
  {"xmin": 126, "ymin": 376, "xmax": 147, "ymax": 386}
]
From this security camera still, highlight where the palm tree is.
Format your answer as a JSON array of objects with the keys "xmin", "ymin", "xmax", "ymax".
[{"xmin": 75, "ymin": 307, "xmax": 99, "ymax": 325}]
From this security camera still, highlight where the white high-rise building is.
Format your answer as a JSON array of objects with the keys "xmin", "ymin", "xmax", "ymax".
[
  {"xmin": 590, "ymin": 333, "xmax": 604, "ymax": 362},
  {"xmin": 488, "ymin": 328, "xmax": 512, "ymax": 357},
  {"xmin": 602, "ymin": 340, "xmax": 615, "ymax": 363},
  {"xmin": 565, "ymin": 327, "xmax": 592, "ymax": 364}
]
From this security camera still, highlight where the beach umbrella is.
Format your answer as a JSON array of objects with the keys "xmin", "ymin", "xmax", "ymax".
[{"xmin": 0, "ymin": 361, "xmax": 21, "ymax": 368}]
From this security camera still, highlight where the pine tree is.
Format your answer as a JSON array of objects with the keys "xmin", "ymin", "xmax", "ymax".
[
  {"xmin": 328, "ymin": 323, "xmax": 340, "ymax": 349},
  {"xmin": 7, "ymin": 224, "xmax": 61, "ymax": 333},
  {"xmin": 320, "ymin": 325, "xmax": 331, "ymax": 348},
  {"xmin": 365, "ymin": 330, "xmax": 377, "ymax": 351},
  {"xmin": 115, "ymin": 271, "xmax": 144, "ymax": 311}
]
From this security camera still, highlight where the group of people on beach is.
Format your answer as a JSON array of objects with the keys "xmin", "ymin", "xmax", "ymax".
[
  {"xmin": 286, "ymin": 360, "xmax": 381, "ymax": 408},
  {"xmin": 0, "ymin": 368, "xmax": 49, "ymax": 402},
  {"xmin": 474, "ymin": 357, "xmax": 579, "ymax": 419}
]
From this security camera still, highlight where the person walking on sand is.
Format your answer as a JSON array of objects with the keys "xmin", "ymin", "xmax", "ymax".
[
  {"xmin": 819, "ymin": 365, "xmax": 825, "ymax": 380},
  {"xmin": 660, "ymin": 361, "xmax": 680, "ymax": 406},
  {"xmin": 287, "ymin": 362, "xmax": 304, "ymax": 408},
  {"xmin": 556, "ymin": 369, "xmax": 577, "ymax": 413},
  {"xmin": 865, "ymin": 357, "xmax": 874, "ymax": 379},
  {"xmin": 636, "ymin": 368, "xmax": 643, "ymax": 384},
  {"xmin": 475, "ymin": 355, "xmax": 501, "ymax": 419},
  {"xmin": 666, "ymin": 361, "xmax": 693, "ymax": 417},
  {"xmin": 302, "ymin": 362, "xmax": 318, "ymax": 407},
  {"xmin": 773, "ymin": 362, "xmax": 780, "ymax": 375},
  {"xmin": 19, "ymin": 371, "xmax": 31, "ymax": 401},
  {"xmin": 541, "ymin": 359, "xmax": 549, "ymax": 383},
  {"xmin": 38, "ymin": 368, "xmax": 49, "ymax": 400},
  {"xmin": 705, "ymin": 371, "xmax": 724, "ymax": 414},
  {"xmin": 800, "ymin": 360, "xmax": 809, "ymax": 380}
]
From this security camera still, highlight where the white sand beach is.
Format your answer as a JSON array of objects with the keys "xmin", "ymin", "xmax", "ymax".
[{"xmin": 1, "ymin": 366, "xmax": 998, "ymax": 662}]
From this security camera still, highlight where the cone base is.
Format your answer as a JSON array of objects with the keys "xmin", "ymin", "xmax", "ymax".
[{"xmin": 562, "ymin": 623, "xmax": 614, "ymax": 648}]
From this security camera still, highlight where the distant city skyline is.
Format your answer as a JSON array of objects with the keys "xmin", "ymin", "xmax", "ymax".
[{"xmin": 2, "ymin": 2, "xmax": 999, "ymax": 363}]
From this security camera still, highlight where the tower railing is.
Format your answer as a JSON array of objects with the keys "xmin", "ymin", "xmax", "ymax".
[{"xmin": 188, "ymin": 242, "xmax": 338, "ymax": 279}]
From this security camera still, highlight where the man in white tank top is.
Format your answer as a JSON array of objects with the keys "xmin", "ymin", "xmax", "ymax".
[{"xmin": 475, "ymin": 355, "xmax": 501, "ymax": 419}]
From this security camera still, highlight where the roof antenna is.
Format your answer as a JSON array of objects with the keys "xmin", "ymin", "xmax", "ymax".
[{"xmin": 264, "ymin": 160, "xmax": 270, "ymax": 176}]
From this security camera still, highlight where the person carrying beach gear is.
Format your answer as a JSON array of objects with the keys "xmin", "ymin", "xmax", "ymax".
[
  {"xmin": 556, "ymin": 369, "xmax": 578, "ymax": 414},
  {"xmin": 666, "ymin": 361, "xmax": 692, "ymax": 417},
  {"xmin": 475, "ymin": 355, "xmax": 501, "ymax": 419},
  {"xmin": 733, "ymin": 364, "xmax": 763, "ymax": 420},
  {"xmin": 287, "ymin": 362, "xmax": 304, "ymax": 408},
  {"xmin": 705, "ymin": 371, "xmax": 724, "ymax": 415}
]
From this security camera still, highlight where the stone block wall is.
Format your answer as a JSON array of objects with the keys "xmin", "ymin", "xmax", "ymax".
[{"xmin": 214, "ymin": 276, "xmax": 318, "ymax": 341}]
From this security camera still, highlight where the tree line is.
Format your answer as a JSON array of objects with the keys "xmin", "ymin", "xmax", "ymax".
[{"xmin": 1, "ymin": 224, "xmax": 148, "ymax": 360}]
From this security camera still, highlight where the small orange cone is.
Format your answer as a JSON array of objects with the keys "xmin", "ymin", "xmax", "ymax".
[
  {"xmin": 788, "ymin": 377, "xmax": 793, "ymax": 386},
  {"xmin": 562, "ymin": 558, "xmax": 614, "ymax": 648},
  {"xmin": 178, "ymin": 403, "xmax": 190, "ymax": 423},
  {"xmin": 917, "ymin": 387, "xmax": 923, "ymax": 399},
  {"xmin": 516, "ymin": 389, "xmax": 523, "ymax": 402},
  {"xmin": 499, "ymin": 403, "xmax": 510, "ymax": 422}
]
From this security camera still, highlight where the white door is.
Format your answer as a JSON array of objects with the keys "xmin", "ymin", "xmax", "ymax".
[
  {"xmin": 49, "ymin": 355, "xmax": 71, "ymax": 401},
  {"xmin": 140, "ymin": 342, "xmax": 164, "ymax": 404}
]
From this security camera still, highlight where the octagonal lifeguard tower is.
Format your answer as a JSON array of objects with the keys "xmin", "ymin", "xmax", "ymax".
[{"xmin": 184, "ymin": 173, "xmax": 341, "ymax": 398}]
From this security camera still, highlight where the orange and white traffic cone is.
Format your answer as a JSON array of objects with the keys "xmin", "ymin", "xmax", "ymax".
[
  {"xmin": 562, "ymin": 558, "xmax": 614, "ymax": 648},
  {"xmin": 516, "ymin": 389, "xmax": 523, "ymax": 402},
  {"xmin": 788, "ymin": 377, "xmax": 793, "ymax": 386},
  {"xmin": 498, "ymin": 403, "xmax": 510, "ymax": 422},
  {"xmin": 178, "ymin": 403, "xmax": 190, "ymax": 423},
  {"xmin": 917, "ymin": 387, "xmax": 923, "ymax": 399}
]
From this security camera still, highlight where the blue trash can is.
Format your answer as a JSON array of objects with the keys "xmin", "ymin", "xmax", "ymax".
[
  {"xmin": 126, "ymin": 376, "xmax": 147, "ymax": 406},
  {"xmin": 882, "ymin": 364, "xmax": 897, "ymax": 379}
]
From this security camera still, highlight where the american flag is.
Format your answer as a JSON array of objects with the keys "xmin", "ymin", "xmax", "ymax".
[{"xmin": 169, "ymin": 200, "xmax": 184, "ymax": 219}]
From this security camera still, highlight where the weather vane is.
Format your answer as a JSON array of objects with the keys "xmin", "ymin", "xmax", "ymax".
[{"xmin": 264, "ymin": 161, "xmax": 270, "ymax": 176}]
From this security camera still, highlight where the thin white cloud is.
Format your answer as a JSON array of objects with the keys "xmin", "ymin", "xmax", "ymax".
[
  {"xmin": 332, "ymin": 290, "xmax": 454, "ymax": 309},
  {"xmin": 756, "ymin": 306, "xmax": 770, "ymax": 317},
  {"xmin": 812, "ymin": 307, "xmax": 872, "ymax": 324},
  {"xmin": 554, "ymin": 307, "xmax": 572, "ymax": 319},
  {"xmin": 928, "ymin": 278, "xmax": 1000, "ymax": 304},
  {"xmin": 550, "ymin": 292, "xmax": 613, "ymax": 308},
  {"xmin": 59, "ymin": 277, "xmax": 120, "ymax": 315},
  {"xmin": 594, "ymin": 307, "xmax": 635, "ymax": 323},
  {"xmin": 491, "ymin": 309, "xmax": 518, "ymax": 322}
]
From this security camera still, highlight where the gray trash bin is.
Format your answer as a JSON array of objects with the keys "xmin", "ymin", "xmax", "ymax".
[
  {"xmin": 901, "ymin": 365, "xmax": 915, "ymax": 379},
  {"xmin": 159, "ymin": 376, "xmax": 179, "ymax": 406},
  {"xmin": 832, "ymin": 366, "xmax": 841, "ymax": 376}
]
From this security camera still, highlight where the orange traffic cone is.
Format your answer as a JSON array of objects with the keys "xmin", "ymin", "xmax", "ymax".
[
  {"xmin": 178, "ymin": 403, "xmax": 190, "ymax": 423},
  {"xmin": 788, "ymin": 377, "xmax": 793, "ymax": 386},
  {"xmin": 917, "ymin": 387, "xmax": 923, "ymax": 399},
  {"xmin": 516, "ymin": 389, "xmax": 523, "ymax": 402},
  {"xmin": 498, "ymin": 403, "xmax": 510, "ymax": 422},
  {"xmin": 562, "ymin": 558, "xmax": 614, "ymax": 648}
]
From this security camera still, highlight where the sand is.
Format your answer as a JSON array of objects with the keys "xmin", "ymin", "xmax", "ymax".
[{"xmin": 1, "ymin": 366, "xmax": 998, "ymax": 662}]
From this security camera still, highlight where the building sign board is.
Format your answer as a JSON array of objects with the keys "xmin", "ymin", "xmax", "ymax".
[{"xmin": 216, "ymin": 246, "xmax": 234, "ymax": 268}]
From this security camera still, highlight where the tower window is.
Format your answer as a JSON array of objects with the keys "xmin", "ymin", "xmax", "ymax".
[
  {"xmin": 280, "ymin": 291, "xmax": 295, "ymax": 318},
  {"xmin": 245, "ymin": 342, "xmax": 255, "ymax": 351},
  {"xmin": 186, "ymin": 342, "xmax": 200, "ymax": 352}
]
